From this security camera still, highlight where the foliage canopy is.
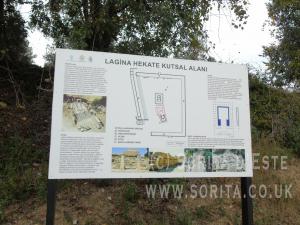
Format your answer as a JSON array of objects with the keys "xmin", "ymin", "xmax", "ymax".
[
  {"xmin": 0, "ymin": 0, "xmax": 32, "ymax": 64},
  {"xmin": 30, "ymin": 0, "xmax": 249, "ymax": 59},
  {"xmin": 263, "ymin": 0, "xmax": 300, "ymax": 89}
]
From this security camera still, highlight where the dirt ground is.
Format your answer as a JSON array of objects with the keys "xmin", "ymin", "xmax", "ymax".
[
  {"xmin": 2, "ymin": 101, "xmax": 300, "ymax": 225},
  {"xmin": 4, "ymin": 155, "xmax": 300, "ymax": 225}
]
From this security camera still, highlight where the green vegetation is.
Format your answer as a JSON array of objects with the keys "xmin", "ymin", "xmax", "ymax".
[
  {"xmin": 263, "ymin": 0, "xmax": 300, "ymax": 88},
  {"xmin": 123, "ymin": 182, "xmax": 139, "ymax": 203},
  {"xmin": 250, "ymin": 75, "xmax": 300, "ymax": 153},
  {"xmin": 0, "ymin": 0, "xmax": 299, "ymax": 224},
  {"xmin": 30, "ymin": 1, "xmax": 248, "ymax": 59},
  {"xmin": 195, "ymin": 206, "xmax": 211, "ymax": 219},
  {"xmin": 0, "ymin": 136, "xmax": 48, "ymax": 221},
  {"xmin": 0, "ymin": 0, "xmax": 42, "ymax": 106},
  {"xmin": 175, "ymin": 210, "xmax": 193, "ymax": 225}
]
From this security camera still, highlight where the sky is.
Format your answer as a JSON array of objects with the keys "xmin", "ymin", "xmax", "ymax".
[
  {"xmin": 207, "ymin": 0, "xmax": 274, "ymax": 69},
  {"xmin": 112, "ymin": 147, "xmax": 148, "ymax": 155},
  {"xmin": 21, "ymin": 0, "xmax": 274, "ymax": 68}
]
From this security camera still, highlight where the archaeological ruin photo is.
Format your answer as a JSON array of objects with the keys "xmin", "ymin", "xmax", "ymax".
[
  {"xmin": 149, "ymin": 149, "xmax": 184, "ymax": 172},
  {"xmin": 185, "ymin": 149, "xmax": 213, "ymax": 172},
  {"xmin": 62, "ymin": 94, "xmax": 106, "ymax": 133},
  {"xmin": 112, "ymin": 147, "xmax": 149, "ymax": 172},
  {"xmin": 184, "ymin": 148, "xmax": 245, "ymax": 172},
  {"xmin": 212, "ymin": 149, "xmax": 245, "ymax": 172}
]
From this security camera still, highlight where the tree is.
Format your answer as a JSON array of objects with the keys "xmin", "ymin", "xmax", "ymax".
[
  {"xmin": 0, "ymin": 0, "xmax": 32, "ymax": 65},
  {"xmin": 0, "ymin": 0, "xmax": 40, "ymax": 106},
  {"xmin": 30, "ymin": 0, "xmax": 249, "ymax": 59},
  {"xmin": 263, "ymin": 0, "xmax": 300, "ymax": 89}
]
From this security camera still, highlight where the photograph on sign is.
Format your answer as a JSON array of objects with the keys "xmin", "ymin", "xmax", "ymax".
[
  {"xmin": 48, "ymin": 49, "xmax": 252, "ymax": 179},
  {"xmin": 62, "ymin": 94, "xmax": 106, "ymax": 133},
  {"xmin": 112, "ymin": 147, "xmax": 149, "ymax": 172}
]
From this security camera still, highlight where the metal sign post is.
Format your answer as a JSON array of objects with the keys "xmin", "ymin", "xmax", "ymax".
[
  {"xmin": 46, "ymin": 179, "xmax": 57, "ymax": 225},
  {"xmin": 241, "ymin": 177, "xmax": 253, "ymax": 225}
]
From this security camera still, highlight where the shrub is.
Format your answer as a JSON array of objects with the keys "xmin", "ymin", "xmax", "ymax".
[
  {"xmin": 0, "ymin": 136, "xmax": 48, "ymax": 222},
  {"xmin": 249, "ymin": 75, "xmax": 300, "ymax": 154}
]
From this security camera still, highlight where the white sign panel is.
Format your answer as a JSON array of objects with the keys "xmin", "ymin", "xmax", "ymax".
[{"xmin": 49, "ymin": 49, "xmax": 253, "ymax": 179}]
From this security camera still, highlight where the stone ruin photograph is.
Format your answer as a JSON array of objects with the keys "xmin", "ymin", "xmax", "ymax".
[
  {"xmin": 149, "ymin": 149, "xmax": 184, "ymax": 172},
  {"xmin": 62, "ymin": 94, "xmax": 106, "ymax": 132},
  {"xmin": 112, "ymin": 148, "xmax": 149, "ymax": 172},
  {"xmin": 212, "ymin": 149, "xmax": 245, "ymax": 172},
  {"xmin": 185, "ymin": 149, "xmax": 213, "ymax": 172},
  {"xmin": 184, "ymin": 148, "xmax": 245, "ymax": 173}
]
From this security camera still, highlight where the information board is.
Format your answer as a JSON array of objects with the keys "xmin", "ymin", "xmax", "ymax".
[{"xmin": 49, "ymin": 49, "xmax": 253, "ymax": 179}]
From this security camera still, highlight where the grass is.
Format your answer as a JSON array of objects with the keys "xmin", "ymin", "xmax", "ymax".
[
  {"xmin": 84, "ymin": 219, "xmax": 95, "ymax": 225},
  {"xmin": 195, "ymin": 205, "xmax": 211, "ymax": 219},
  {"xmin": 2, "ymin": 136, "xmax": 300, "ymax": 224},
  {"xmin": 0, "ymin": 136, "xmax": 48, "ymax": 222},
  {"xmin": 123, "ymin": 182, "xmax": 139, "ymax": 203},
  {"xmin": 175, "ymin": 210, "xmax": 193, "ymax": 225}
]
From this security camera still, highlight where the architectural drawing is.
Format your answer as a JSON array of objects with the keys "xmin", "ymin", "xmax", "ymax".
[
  {"xmin": 217, "ymin": 106, "xmax": 230, "ymax": 127},
  {"xmin": 130, "ymin": 68, "xmax": 186, "ymax": 137},
  {"xmin": 213, "ymin": 102, "xmax": 234, "ymax": 137}
]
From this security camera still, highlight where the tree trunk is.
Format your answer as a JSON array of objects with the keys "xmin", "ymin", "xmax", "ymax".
[{"xmin": 0, "ymin": 0, "xmax": 5, "ymax": 44}]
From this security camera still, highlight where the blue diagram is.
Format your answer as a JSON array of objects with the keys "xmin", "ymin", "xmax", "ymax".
[
  {"xmin": 217, "ymin": 106, "xmax": 230, "ymax": 127},
  {"xmin": 213, "ymin": 102, "xmax": 236, "ymax": 137}
]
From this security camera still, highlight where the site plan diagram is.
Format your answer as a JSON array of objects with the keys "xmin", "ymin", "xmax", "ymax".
[{"xmin": 130, "ymin": 68, "xmax": 186, "ymax": 137}]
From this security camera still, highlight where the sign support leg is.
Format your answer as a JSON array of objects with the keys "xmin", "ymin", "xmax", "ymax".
[
  {"xmin": 241, "ymin": 177, "xmax": 253, "ymax": 225},
  {"xmin": 46, "ymin": 179, "xmax": 57, "ymax": 225}
]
